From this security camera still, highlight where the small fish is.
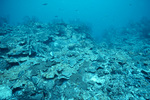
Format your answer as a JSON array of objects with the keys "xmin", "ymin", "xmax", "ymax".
[
  {"xmin": 75, "ymin": 9, "xmax": 78, "ymax": 12},
  {"xmin": 129, "ymin": 3, "xmax": 132, "ymax": 6},
  {"xmin": 42, "ymin": 3, "xmax": 48, "ymax": 5}
]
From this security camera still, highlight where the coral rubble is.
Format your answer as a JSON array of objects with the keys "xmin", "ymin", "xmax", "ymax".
[{"xmin": 0, "ymin": 20, "xmax": 150, "ymax": 100}]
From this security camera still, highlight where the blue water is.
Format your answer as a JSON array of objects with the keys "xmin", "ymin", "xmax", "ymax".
[{"xmin": 1, "ymin": 0, "xmax": 150, "ymax": 41}]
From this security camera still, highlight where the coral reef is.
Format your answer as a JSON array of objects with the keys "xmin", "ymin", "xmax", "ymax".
[{"xmin": 0, "ymin": 20, "xmax": 150, "ymax": 100}]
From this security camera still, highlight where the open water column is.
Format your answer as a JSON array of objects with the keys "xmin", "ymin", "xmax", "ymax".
[{"xmin": 0, "ymin": 0, "xmax": 150, "ymax": 99}]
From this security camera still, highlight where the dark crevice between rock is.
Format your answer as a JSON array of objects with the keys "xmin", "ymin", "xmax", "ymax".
[
  {"xmin": 19, "ymin": 41, "xmax": 27, "ymax": 46},
  {"xmin": 141, "ymin": 70, "xmax": 150, "ymax": 83},
  {"xmin": 5, "ymin": 62, "xmax": 19, "ymax": 70},
  {"xmin": 12, "ymin": 87, "xmax": 23, "ymax": 94},
  {"xmin": 43, "ymin": 37, "xmax": 53, "ymax": 45},
  {"xmin": 144, "ymin": 77, "xmax": 150, "ymax": 82},
  {"xmin": 118, "ymin": 62, "xmax": 126, "ymax": 66},
  {"xmin": 8, "ymin": 62, "xmax": 19, "ymax": 66},
  {"xmin": 141, "ymin": 70, "xmax": 149, "ymax": 75},
  {"xmin": 55, "ymin": 78, "xmax": 68, "ymax": 86},
  {"xmin": 0, "ymin": 48, "xmax": 10, "ymax": 54},
  {"xmin": 8, "ymin": 52, "xmax": 37, "ymax": 58}
]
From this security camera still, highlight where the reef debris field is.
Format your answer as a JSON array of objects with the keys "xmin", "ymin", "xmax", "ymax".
[{"xmin": 0, "ymin": 20, "xmax": 150, "ymax": 100}]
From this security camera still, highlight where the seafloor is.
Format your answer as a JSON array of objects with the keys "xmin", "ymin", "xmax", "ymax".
[{"xmin": 0, "ymin": 20, "xmax": 150, "ymax": 100}]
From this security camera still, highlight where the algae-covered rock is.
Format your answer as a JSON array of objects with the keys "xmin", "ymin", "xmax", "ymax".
[
  {"xmin": 0, "ymin": 85, "xmax": 12, "ymax": 100},
  {"xmin": 0, "ymin": 58, "xmax": 10, "ymax": 70}
]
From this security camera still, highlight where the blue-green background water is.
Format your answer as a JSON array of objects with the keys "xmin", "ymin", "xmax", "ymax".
[{"xmin": 0, "ymin": 0, "xmax": 150, "ymax": 40}]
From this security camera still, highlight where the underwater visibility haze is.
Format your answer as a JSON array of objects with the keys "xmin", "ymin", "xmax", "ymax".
[
  {"xmin": 1, "ymin": 0, "xmax": 150, "ymax": 40},
  {"xmin": 0, "ymin": 0, "xmax": 150, "ymax": 100}
]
